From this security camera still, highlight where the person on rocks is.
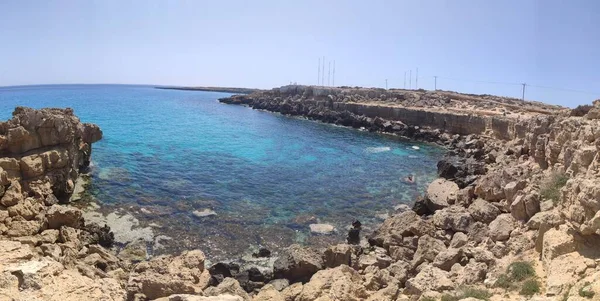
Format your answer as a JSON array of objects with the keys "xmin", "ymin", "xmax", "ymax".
[{"xmin": 347, "ymin": 220, "xmax": 361, "ymax": 244}]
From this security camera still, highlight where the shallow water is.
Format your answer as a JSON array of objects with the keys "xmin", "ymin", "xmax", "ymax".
[{"xmin": 0, "ymin": 85, "xmax": 444, "ymax": 260}]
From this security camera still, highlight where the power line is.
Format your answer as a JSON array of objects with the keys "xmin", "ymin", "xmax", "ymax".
[{"xmin": 317, "ymin": 58, "xmax": 320, "ymax": 86}]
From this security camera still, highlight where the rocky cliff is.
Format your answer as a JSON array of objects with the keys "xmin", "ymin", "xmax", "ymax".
[{"xmin": 3, "ymin": 91, "xmax": 600, "ymax": 301}]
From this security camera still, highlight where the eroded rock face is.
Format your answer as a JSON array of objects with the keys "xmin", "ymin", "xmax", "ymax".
[
  {"xmin": 294, "ymin": 265, "xmax": 368, "ymax": 301},
  {"xmin": 273, "ymin": 244, "xmax": 323, "ymax": 283}
]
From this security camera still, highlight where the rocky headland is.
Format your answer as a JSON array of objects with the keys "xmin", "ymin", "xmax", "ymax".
[{"xmin": 2, "ymin": 84, "xmax": 600, "ymax": 301}]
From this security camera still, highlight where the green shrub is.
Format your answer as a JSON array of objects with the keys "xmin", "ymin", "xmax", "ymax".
[
  {"xmin": 460, "ymin": 287, "xmax": 492, "ymax": 300},
  {"xmin": 540, "ymin": 171, "xmax": 568, "ymax": 204},
  {"xmin": 507, "ymin": 261, "xmax": 536, "ymax": 281},
  {"xmin": 441, "ymin": 287, "xmax": 492, "ymax": 301},
  {"xmin": 579, "ymin": 282, "xmax": 595, "ymax": 298},
  {"xmin": 520, "ymin": 279, "xmax": 541, "ymax": 296},
  {"xmin": 494, "ymin": 273, "xmax": 513, "ymax": 289},
  {"xmin": 440, "ymin": 295, "xmax": 458, "ymax": 301}
]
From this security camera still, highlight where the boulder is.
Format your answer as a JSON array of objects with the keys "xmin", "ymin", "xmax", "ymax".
[
  {"xmin": 488, "ymin": 214, "xmax": 516, "ymax": 241},
  {"xmin": 468, "ymin": 198, "xmax": 500, "ymax": 224},
  {"xmin": 425, "ymin": 179, "xmax": 459, "ymax": 211},
  {"xmin": 357, "ymin": 249, "xmax": 392, "ymax": 270},
  {"xmin": 387, "ymin": 260, "xmax": 410, "ymax": 285},
  {"xmin": 253, "ymin": 284, "xmax": 285, "ymax": 301},
  {"xmin": 204, "ymin": 278, "xmax": 250, "ymax": 301},
  {"xmin": 154, "ymin": 295, "xmax": 244, "ymax": 301},
  {"xmin": 503, "ymin": 181, "xmax": 526, "ymax": 203},
  {"xmin": 455, "ymin": 261, "xmax": 487, "ymax": 285},
  {"xmin": 46, "ymin": 205, "xmax": 84, "ymax": 229},
  {"xmin": 295, "ymin": 265, "xmax": 368, "ymax": 301},
  {"xmin": 368, "ymin": 211, "xmax": 434, "ymax": 249},
  {"xmin": 323, "ymin": 244, "xmax": 352, "ymax": 268},
  {"xmin": 273, "ymin": 244, "xmax": 323, "ymax": 283},
  {"xmin": 127, "ymin": 249, "xmax": 207, "ymax": 299},
  {"xmin": 433, "ymin": 248, "xmax": 462, "ymax": 271},
  {"xmin": 412, "ymin": 235, "xmax": 447, "ymax": 268},
  {"xmin": 19, "ymin": 155, "xmax": 45, "ymax": 179},
  {"xmin": 7, "ymin": 220, "xmax": 41, "ymax": 237},
  {"xmin": 404, "ymin": 266, "xmax": 454, "ymax": 294},
  {"xmin": 432, "ymin": 206, "xmax": 473, "ymax": 233},
  {"xmin": 526, "ymin": 210, "xmax": 562, "ymax": 230},
  {"xmin": 449, "ymin": 232, "xmax": 468, "ymax": 249},
  {"xmin": 1, "ymin": 181, "xmax": 22, "ymax": 207}
]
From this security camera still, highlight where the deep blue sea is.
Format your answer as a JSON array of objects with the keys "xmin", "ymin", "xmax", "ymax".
[{"xmin": 0, "ymin": 85, "xmax": 443, "ymax": 260}]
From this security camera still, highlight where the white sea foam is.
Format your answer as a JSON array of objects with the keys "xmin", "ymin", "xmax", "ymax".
[
  {"xmin": 366, "ymin": 146, "xmax": 391, "ymax": 153},
  {"xmin": 412, "ymin": 146, "xmax": 420, "ymax": 150}
]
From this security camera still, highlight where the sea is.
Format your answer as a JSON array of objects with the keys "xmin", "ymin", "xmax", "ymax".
[{"xmin": 0, "ymin": 84, "xmax": 444, "ymax": 261}]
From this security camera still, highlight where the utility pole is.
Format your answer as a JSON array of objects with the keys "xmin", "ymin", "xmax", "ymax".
[
  {"xmin": 409, "ymin": 70, "xmax": 412, "ymax": 89},
  {"xmin": 318, "ymin": 58, "xmax": 321, "ymax": 86},
  {"xmin": 328, "ymin": 61, "xmax": 331, "ymax": 86},
  {"xmin": 416, "ymin": 68, "xmax": 418, "ymax": 89},
  {"xmin": 404, "ymin": 72, "xmax": 406, "ymax": 89},
  {"xmin": 434, "ymin": 76, "xmax": 438, "ymax": 90},
  {"xmin": 522, "ymin": 83, "xmax": 526, "ymax": 100},
  {"xmin": 322, "ymin": 56, "xmax": 325, "ymax": 86},
  {"xmin": 385, "ymin": 79, "xmax": 388, "ymax": 90},
  {"xmin": 333, "ymin": 60, "xmax": 336, "ymax": 87}
]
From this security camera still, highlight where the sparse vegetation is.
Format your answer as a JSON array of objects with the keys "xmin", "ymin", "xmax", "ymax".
[
  {"xmin": 495, "ymin": 261, "xmax": 541, "ymax": 296},
  {"xmin": 560, "ymin": 285, "xmax": 572, "ymax": 301},
  {"xmin": 441, "ymin": 287, "xmax": 492, "ymax": 301},
  {"xmin": 570, "ymin": 104, "xmax": 593, "ymax": 117},
  {"xmin": 520, "ymin": 279, "xmax": 541, "ymax": 296},
  {"xmin": 507, "ymin": 261, "xmax": 536, "ymax": 281},
  {"xmin": 579, "ymin": 282, "xmax": 595, "ymax": 298},
  {"xmin": 540, "ymin": 171, "xmax": 569, "ymax": 204}
]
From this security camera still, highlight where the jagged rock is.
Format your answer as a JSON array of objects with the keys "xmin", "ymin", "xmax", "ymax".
[
  {"xmin": 252, "ymin": 247, "xmax": 271, "ymax": 258},
  {"xmin": 8, "ymin": 197, "xmax": 42, "ymax": 220},
  {"xmin": 526, "ymin": 210, "xmax": 562, "ymax": 230},
  {"xmin": 389, "ymin": 245, "xmax": 415, "ymax": 262},
  {"xmin": 127, "ymin": 249, "xmax": 207, "ymax": 299},
  {"xmin": 253, "ymin": 284, "xmax": 285, "ymax": 301},
  {"xmin": 1, "ymin": 181, "xmax": 22, "ymax": 207},
  {"xmin": 280, "ymin": 282, "xmax": 303, "ymax": 301},
  {"xmin": 273, "ymin": 244, "xmax": 323, "ymax": 283},
  {"xmin": 295, "ymin": 265, "xmax": 368, "ymax": 301},
  {"xmin": 425, "ymin": 178, "xmax": 459, "ymax": 211},
  {"xmin": 323, "ymin": 244, "xmax": 352, "ymax": 268},
  {"xmin": 503, "ymin": 180, "xmax": 526, "ymax": 203},
  {"xmin": 455, "ymin": 261, "xmax": 487, "ymax": 285},
  {"xmin": 358, "ymin": 248, "xmax": 392, "ymax": 270},
  {"xmin": 449, "ymin": 232, "xmax": 468, "ymax": 248},
  {"xmin": 412, "ymin": 235, "xmax": 447, "ymax": 268},
  {"xmin": 404, "ymin": 265, "xmax": 454, "ymax": 294},
  {"xmin": 468, "ymin": 198, "xmax": 500, "ymax": 224},
  {"xmin": 204, "ymin": 278, "xmax": 250, "ymax": 301},
  {"xmin": 40, "ymin": 229, "xmax": 60, "ymax": 243},
  {"xmin": 488, "ymin": 214, "xmax": 516, "ymax": 241},
  {"xmin": 154, "ymin": 295, "xmax": 244, "ymax": 301},
  {"xmin": 7, "ymin": 220, "xmax": 41, "ymax": 237},
  {"xmin": 433, "ymin": 248, "xmax": 462, "ymax": 271},
  {"xmin": 541, "ymin": 226, "xmax": 576, "ymax": 269},
  {"xmin": 387, "ymin": 260, "xmax": 410, "ymax": 285},
  {"xmin": 368, "ymin": 211, "xmax": 434, "ymax": 249},
  {"xmin": 432, "ymin": 206, "xmax": 473, "ymax": 233},
  {"xmin": 46, "ymin": 204, "xmax": 84, "ymax": 229},
  {"xmin": 546, "ymin": 252, "xmax": 588, "ymax": 296}
]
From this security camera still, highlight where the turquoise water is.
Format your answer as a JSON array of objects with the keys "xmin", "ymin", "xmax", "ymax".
[{"xmin": 0, "ymin": 85, "xmax": 443, "ymax": 259}]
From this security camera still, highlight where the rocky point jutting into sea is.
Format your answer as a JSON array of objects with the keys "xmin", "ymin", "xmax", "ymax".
[{"xmin": 2, "ymin": 85, "xmax": 600, "ymax": 300}]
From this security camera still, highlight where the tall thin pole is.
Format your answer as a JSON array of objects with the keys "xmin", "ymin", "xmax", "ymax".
[
  {"xmin": 385, "ymin": 79, "xmax": 388, "ymax": 90},
  {"xmin": 522, "ymin": 83, "xmax": 526, "ymax": 100},
  {"xmin": 415, "ymin": 68, "xmax": 418, "ymax": 89},
  {"xmin": 333, "ymin": 60, "xmax": 336, "ymax": 87},
  {"xmin": 322, "ymin": 56, "xmax": 325, "ymax": 86},
  {"xmin": 328, "ymin": 61, "xmax": 331, "ymax": 86},
  {"xmin": 318, "ymin": 58, "xmax": 321, "ymax": 86},
  {"xmin": 409, "ymin": 70, "xmax": 412, "ymax": 89},
  {"xmin": 404, "ymin": 72, "xmax": 406, "ymax": 89},
  {"xmin": 434, "ymin": 76, "xmax": 437, "ymax": 90}
]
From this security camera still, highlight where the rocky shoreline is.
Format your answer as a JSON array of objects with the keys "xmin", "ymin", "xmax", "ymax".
[{"xmin": 2, "ymin": 85, "xmax": 600, "ymax": 301}]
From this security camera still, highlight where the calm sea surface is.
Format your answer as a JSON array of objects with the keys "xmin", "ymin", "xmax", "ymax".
[{"xmin": 0, "ymin": 85, "xmax": 443, "ymax": 260}]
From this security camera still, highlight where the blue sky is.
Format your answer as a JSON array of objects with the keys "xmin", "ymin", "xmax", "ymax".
[{"xmin": 0, "ymin": 0, "xmax": 598, "ymax": 106}]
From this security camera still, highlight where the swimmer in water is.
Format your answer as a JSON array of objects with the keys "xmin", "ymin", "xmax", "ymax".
[{"xmin": 404, "ymin": 175, "xmax": 415, "ymax": 183}]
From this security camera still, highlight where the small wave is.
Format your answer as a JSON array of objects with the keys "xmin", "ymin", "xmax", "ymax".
[
  {"xmin": 366, "ymin": 146, "xmax": 391, "ymax": 153},
  {"xmin": 412, "ymin": 146, "xmax": 420, "ymax": 150}
]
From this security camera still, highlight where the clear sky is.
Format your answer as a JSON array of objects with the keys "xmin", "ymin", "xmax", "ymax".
[{"xmin": 0, "ymin": 0, "xmax": 598, "ymax": 107}]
